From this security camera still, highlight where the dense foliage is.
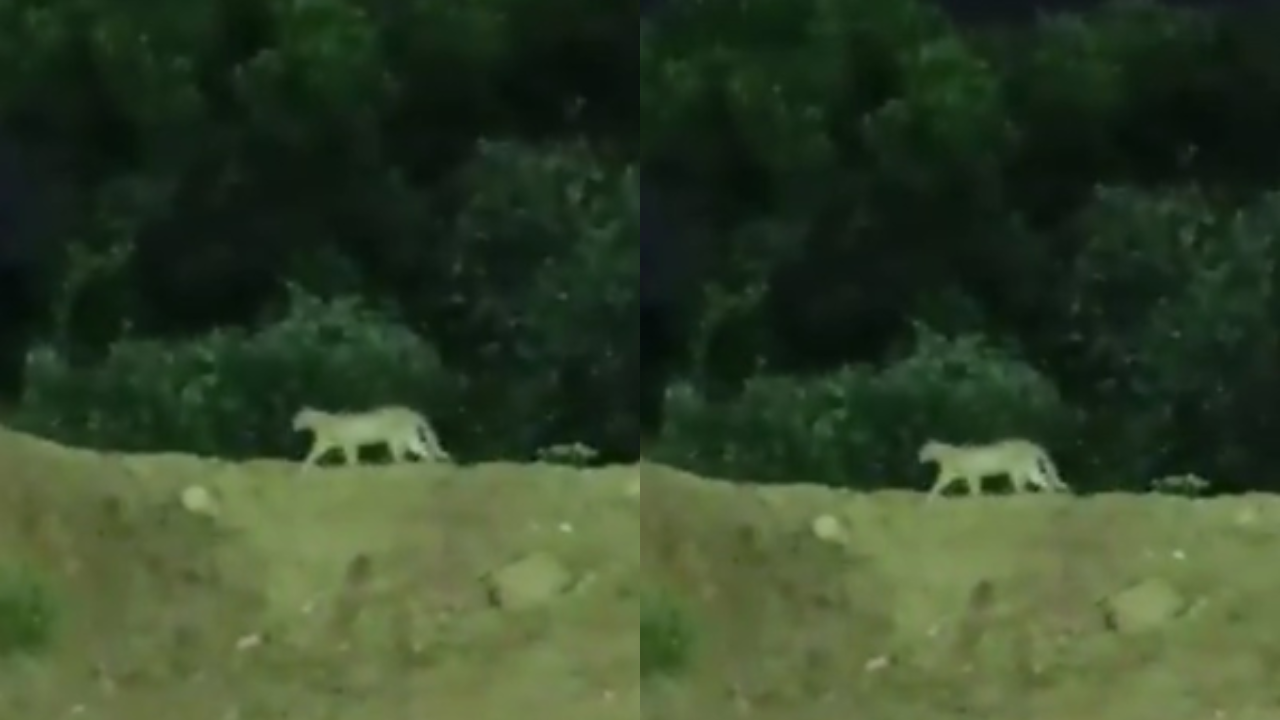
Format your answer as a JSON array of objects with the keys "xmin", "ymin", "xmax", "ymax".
[{"xmin": 7, "ymin": 0, "xmax": 1280, "ymax": 491}]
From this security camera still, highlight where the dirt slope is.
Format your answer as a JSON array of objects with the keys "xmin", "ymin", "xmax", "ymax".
[
  {"xmin": 646, "ymin": 469, "xmax": 1280, "ymax": 720},
  {"xmin": 0, "ymin": 428, "xmax": 640, "ymax": 719},
  {"xmin": 4, "ymin": 428, "xmax": 1280, "ymax": 719}
]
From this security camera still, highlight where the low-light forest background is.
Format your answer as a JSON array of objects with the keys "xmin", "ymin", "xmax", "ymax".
[{"xmin": 1, "ymin": 0, "xmax": 1277, "ymax": 493}]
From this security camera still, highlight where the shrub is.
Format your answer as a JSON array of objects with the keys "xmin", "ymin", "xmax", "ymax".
[
  {"xmin": 434, "ymin": 141, "xmax": 637, "ymax": 458},
  {"xmin": 0, "ymin": 564, "xmax": 57, "ymax": 658},
  {"xmin": 640, "ymin": 589, "xmax": 697, "ymax": 682},
  {"xmin": 655, "ymin": 328, "xmax": 1074, "ymax": 489},
  {"xmin": 1060, "ymin": 187, "xmax": 1280, "ymax": 488},
  {"xmin": 15, "ymin": 288, "xmax": 458, "ymax": 459}
]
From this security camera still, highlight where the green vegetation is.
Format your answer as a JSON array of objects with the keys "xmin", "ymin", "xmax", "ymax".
[
  {"xmin": 1, "ymin": 0, "xmax": 1279, "ymax": 491},
  {"xmin": 0, "ymin": 565, "xmax": 57, "ymax": 658},
  {"xmin": 640, "ymin": 590, "xmax": 697, "ymax": 681}
]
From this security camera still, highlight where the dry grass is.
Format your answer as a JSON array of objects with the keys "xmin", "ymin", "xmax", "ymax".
[
  {"xmin": 0, "ymin": 429, "xmax": 639, "ymax": 719},
  {"xmin": 644, "ymin": 469, "xmax": 1280, "ymax": 719},
  {"xmin": 3, "ymin": 427, "xmax": 1280, "ymax": 719}
]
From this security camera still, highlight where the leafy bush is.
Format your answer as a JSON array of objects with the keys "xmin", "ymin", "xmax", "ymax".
[
  {"xmin": 1061, "ymin": 187, "xmax": 1280, "ymax": 487},
  {"xmin": 655, "ymin": 329, "xmax": 1074, "ymax": 489},
  {"xmin": 0, "ymin": 564, "xmax": 57, "ymax": 658},
  {"xmin": 640, "ymin": 589, "xmax": 697, "ymax": 682},
  {"xmin": 15, "ymin": 288, "xmax": 458, "ymax": 459},
  {"xmin": 432, "ymin": 141, "xmax": 638, "ymax": 458}
]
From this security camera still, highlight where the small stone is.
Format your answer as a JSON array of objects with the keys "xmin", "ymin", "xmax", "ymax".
[
  {"xmin": 1100, "ymin": 578, "xmax": 1187, "ymax": 634},
  {"xmin": 810, "ymin": 514, "xmax": 848, "ymax": 545},
  {"xmin": 485, "ymin": 552, "xmax": 573, "ymax": 610},
  {"xmin": 179, "ymin": 485, "xmax": 219, "ymax": 518}
]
